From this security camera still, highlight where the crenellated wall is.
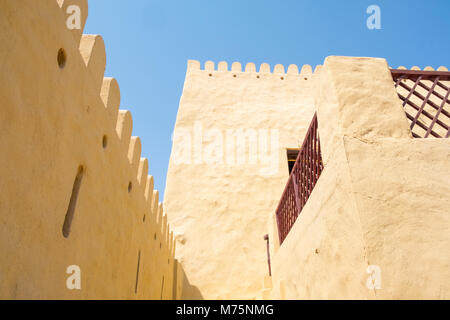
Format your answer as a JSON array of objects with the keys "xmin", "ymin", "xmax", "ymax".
[
  {"xmin": 0, "ymin": 0, "xmax": 178, "ymax": 299},
  {"xmin": 166, "ymin": 56, "xmax": 450, "ymax": 299},
  {"xmin": 187, "ymin": 59, "xmax": 323, "ymax": 74},
  {"xmin": 2, "ymin": 1, "xmax": 448, "ymax": 301},
  {"xmin": 165, "ymin": 58, "xmax": 323, "ymax": 299}
]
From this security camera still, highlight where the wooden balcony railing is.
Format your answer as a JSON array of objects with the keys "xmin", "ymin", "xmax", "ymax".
[
  {"xmin": 275, "ymin": 113, "xmax": 323, "ymax": 245},
  {"xmin": 275, "ymin": 69, "xmax": 450, "ymax": 246}
]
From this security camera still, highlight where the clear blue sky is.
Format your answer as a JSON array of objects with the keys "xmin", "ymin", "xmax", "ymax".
[{"xmin": 84, "ymin": 0, "xmax": 449, "ymax": 196}]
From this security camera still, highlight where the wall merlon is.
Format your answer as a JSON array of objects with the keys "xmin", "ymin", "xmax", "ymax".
[
  {"xmin": 187, "ymin": 59, "xmax": 201, "ymax": 71},
  {"xmin": 218, "ymin": 61, "xmax": 228, "ymax": 71},
  {"xmin": 116, "ymin": 110, "xmax": 133, "ymax": 147},
  {"xmin": 300, "ymin": 64, "xmax": 312, "ymax": 74},
  {"xmin": 152, "ymin": 190, "xmax": 159, "ymax": 219},
  {"xmin": 128, "ymin": 136, "xmax": 142, "ymax": 173},
  {"xmin": 137, "ymin": 158, "xmax": 149, "ymax": 186},
  {"xmin": 205, "ymin": 60, "xmax": 214, "ymax": 71},
  {"xmin": 157, "ymin": 202, "xmax": 164, "ymax": 225},
  {"xmin": 101, "ymin": 78, "xmax": 120, "ymax": 125},
  {"xmin": 231, "ymin": 62, "xmax": 242, "ymax": 72},
  {"xmin": 260, "ymin": 63, "xmax": 271, "ymax": 73},
  {"xmin": 287, "ymin": 64, "xmax": 299, "ymax": 74},
  {"xmin": 79, "ymin": 34, "xmax": 106, "ymax": 91},
  {"xmin": 273, "ymin": 64, "xmax": 284, "ymax": 74},
  {"xmin": 245, "ymin": 62, "xmax": 256, "ymax": 72},
  {"xmin": 144, "ymin": 175, "xmax": 154, "ymax": 203}
]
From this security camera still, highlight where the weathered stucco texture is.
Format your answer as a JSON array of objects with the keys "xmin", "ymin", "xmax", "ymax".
[
  {"xmin": 1, "ymin": 1, "xmax": 448, "ymax": 301},
  {"xmin": 165, "ymin": 60, "xmax": 321, "ymax": 299},
  {"xmin": 271, "ymin": 56, "xmax": 450, "ymax": 299},
  {"xmin": 0, "ymin": 0, "xmax": 177, "ymax": 299}
]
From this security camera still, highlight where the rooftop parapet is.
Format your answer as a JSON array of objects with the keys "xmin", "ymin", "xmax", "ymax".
[{"xmin": 187, "ymin": 60, "xmax": 323, "ymax": 76}]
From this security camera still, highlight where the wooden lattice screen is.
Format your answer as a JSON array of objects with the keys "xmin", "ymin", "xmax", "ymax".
[{"xmin": 391, "ymin": 69, "xmax": 450, "ymax": 138}]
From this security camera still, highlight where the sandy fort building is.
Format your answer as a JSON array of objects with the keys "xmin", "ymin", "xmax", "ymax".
[{"xmin": 1, "ymin": 0, "xmax": 449, "ymax": 300}]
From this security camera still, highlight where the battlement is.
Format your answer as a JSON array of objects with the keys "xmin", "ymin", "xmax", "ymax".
[
  {"xmin": 187, "ymin": 60, "xmax": 323, "ymax": 76},
  {"xmin": 2, "ymin": 0, "xmax": 449, "ymax": 301},
  {"xmin": 394, "ymin": 65, "xmax": 448, "ymax": 71},
  {"xmin": 0, "ymin": 0, "xmax": 177, "ymax": 299},
  {"xmin": 57, "ymin": 0, "xmax": 176, "ymax": 258}
]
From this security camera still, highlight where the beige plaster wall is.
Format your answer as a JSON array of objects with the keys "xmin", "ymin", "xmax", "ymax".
[
  {"xmin": 2, "ymin": 1, "xmax": 448, "ymax": 301},
  {"xmin": 271, "ymin": 56, "xmax": 450, "ymax": 299},
  {"xmin": 165, "ymin": 60, "xmax": 322, "ymax": 299},
  {"xmin": 271, "ymin": 142, "xmax": 375, "ymax": 299},
  {"xmin": 0, "ymin": 0, "xmax": 177, "ymax": 299},
  {"xmin": 272, "ymin": 137, "xmax": 450, "ymax": 299}
]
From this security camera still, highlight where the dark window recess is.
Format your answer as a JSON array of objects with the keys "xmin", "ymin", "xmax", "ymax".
[{"xmin": 287, "ymin": 149, "xmax": 300, "ymax": 174}]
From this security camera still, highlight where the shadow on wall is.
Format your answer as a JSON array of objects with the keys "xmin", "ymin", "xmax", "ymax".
[
  {"xmin": 174, "ymin": 260, "xmax": 203, "ymax": 300},
  {"xmin": 181, "ymin": 281, "xmax": 203, "ymax": 300}
]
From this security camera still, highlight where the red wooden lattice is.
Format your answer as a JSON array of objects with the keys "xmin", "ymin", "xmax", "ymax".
[
  {"xmin": 391, "ymin": 69, "xmax": 450, "ymax": 138},
  {"xmin": 275, "ymin": 113, "xmax": 323, "ymax": 245}
]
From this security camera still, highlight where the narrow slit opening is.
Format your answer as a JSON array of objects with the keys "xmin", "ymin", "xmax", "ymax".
[
  {"xmin": 135, "ymin": 250, "xmax": 141, "ymax": 294},
  {"xmin": 62, "ymin": 165, "xmax": 85, "ymax": 238},
  {"xmin": 160, "ymin": 276, "xmax": 165, "ymax": 299}
]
